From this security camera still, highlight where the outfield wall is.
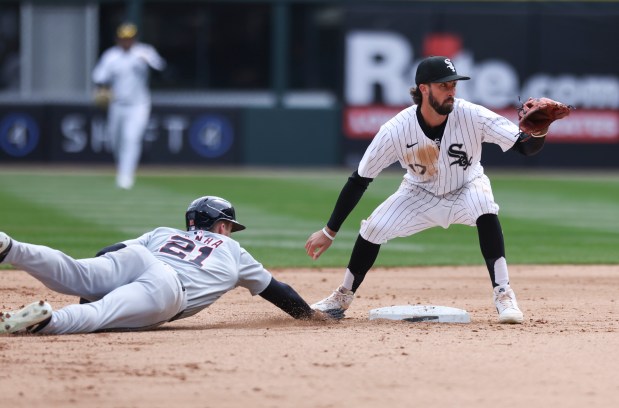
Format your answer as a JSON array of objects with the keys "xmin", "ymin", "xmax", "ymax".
[
  {"xmin": 1, "ymin": 1, "xmax": 617, "ymax": 168},
  {"xmin": 1, "ymin": 102, "xmax": 617, "ymax": 169},
  {"xmin": 0, "ymin": 104, "xmax": 341, "ymax": 167}
]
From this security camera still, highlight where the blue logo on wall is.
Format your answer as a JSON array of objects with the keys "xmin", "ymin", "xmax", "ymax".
[
  {"xmin": 0, "ymin": 113, "xmax": 40, "ymax": 157},
  {"xmin": 189, "ymin": 115, "xmax": 234, "ymax": 158}
]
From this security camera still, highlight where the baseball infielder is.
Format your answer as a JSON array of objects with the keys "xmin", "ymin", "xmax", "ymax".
[
  {"xmin": 306, "ymin": 56, "xmax": 553, "ymax": 324},
  {"xmin": 0, "ymin": 196, "xmax": 328, "ymax": 334},
  {"xmin": 92, "ymin": 23, "xmax": 166, "ymax": 190}
]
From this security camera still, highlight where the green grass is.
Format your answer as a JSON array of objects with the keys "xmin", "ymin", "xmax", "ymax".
[{"xmin": 1, "ymin": 167, "xmax": 618, "ymax": 268}]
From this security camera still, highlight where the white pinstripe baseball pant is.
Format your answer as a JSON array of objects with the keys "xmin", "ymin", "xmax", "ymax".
[{"xmin": 360, "ymin": 174, "xmax": 499, "ymax": 244}]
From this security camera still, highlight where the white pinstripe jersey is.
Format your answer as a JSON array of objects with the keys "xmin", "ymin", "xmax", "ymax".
[{"xmin": 358, "ymin": 98, "xmax": 520, "ymax": 196}]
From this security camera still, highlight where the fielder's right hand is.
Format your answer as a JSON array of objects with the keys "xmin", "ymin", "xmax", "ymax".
[{"xmin": 305, "ymin": 227, "xmax": 335, "ymax": 260}]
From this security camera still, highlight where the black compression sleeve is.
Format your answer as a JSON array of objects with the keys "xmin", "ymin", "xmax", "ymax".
[
  {"xmin": 476, "ymin": 214, "xmax": 506, "ymax": 287},
  {"xmin": 326, "ymin": 171, "xmax": 373, "ymax": 232},
  {"xmin": 259, "ymin": 277, "xmax": 314, "ymax": 319},
  {"xmin": 510, "ymin": 132, "xmax": 546, "ymax": 156},
  {"xmin": 347, "ymin": 235, "xmax": 381, "ymax": 292}
]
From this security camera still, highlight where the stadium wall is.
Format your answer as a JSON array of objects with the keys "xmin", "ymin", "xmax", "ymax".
[{"xmin": 0, "ymin": 1, "xmax": 617, "ymax": 168}]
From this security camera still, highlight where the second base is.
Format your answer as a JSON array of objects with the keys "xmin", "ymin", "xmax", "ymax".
[{"xmin": 369, "ymin": 305, "xmax": 471, "ymax": 323}]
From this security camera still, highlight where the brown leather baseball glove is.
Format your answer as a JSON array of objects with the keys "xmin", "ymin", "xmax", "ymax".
[
  {"xmin": 518, "ymin": 97, "xmax": 572, "ymax": 136},
  {"xmin": 93, "ymin": 86, "xmax": 112, "ymax": 109}
]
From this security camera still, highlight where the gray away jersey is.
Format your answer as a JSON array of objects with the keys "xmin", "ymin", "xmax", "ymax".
[
  {"xmin": 358, "ymin": 98, "xmax": 520, "ymax": 196},
  {"xmin": 123, "ymin": 227, "xmax": 272, "ymax": 317}
]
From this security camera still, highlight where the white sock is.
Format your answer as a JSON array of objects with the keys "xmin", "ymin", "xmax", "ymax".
[
  {"xmin": 494, "ymin": 257, "xmax": 510, "ymax": 287},
  {"xmin": 342, "ymin": 269, "xmax": 354, "ymax": 291}
]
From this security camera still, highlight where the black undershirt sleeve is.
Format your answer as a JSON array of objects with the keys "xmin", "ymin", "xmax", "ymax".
[
  {"xmin": 95, "ymin": 242, "xmax": 127, "ymax": 257},
  {"xmin": 259, "ymin": 276, "xmax": 314, "ymax": 319},
  {"xmin": 326, "ymin": 171, "xmax": 374, "ymax": 232},
  {"xmin": 510, "ymin": 132, "xmax": 546, "ymax": 156}
]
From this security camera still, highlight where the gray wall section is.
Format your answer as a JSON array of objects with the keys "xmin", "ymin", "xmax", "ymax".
[
  {"xmin": 26, "ymin": 4, "xmax": 93, "ymax": 95},
  {"xmin": 243, "ymin": 107, "xmax": 340, "ymax": 166}
]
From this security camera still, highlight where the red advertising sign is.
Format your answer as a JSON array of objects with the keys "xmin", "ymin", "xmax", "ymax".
[{"xmin": 344, "ymin": 106, "xmax": 619, "ymax": 144}]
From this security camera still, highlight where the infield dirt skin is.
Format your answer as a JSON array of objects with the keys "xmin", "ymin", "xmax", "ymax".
[{"xmin": 1, "ymin": 265, "xmax": 618, "ymax": 408}]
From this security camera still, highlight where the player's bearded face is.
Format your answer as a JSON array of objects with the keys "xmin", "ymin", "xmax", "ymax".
[{"xmin": 428, "ymin": 86, "xmax": 455, "ymax": 115}]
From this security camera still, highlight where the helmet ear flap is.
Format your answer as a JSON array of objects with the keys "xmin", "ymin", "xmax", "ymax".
[{"xmin": 186, "ymin": 211, "xmax": 197, "ymax": 231}]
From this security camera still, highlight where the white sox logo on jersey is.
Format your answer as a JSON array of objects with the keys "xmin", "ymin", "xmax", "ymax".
[
  {"xmin": 444, "ymin": 59, "xmax": 456, "ymax": 72},
  {"xmin": 447, "ymin": 143, "xmax": 472, "ymax": 170}
]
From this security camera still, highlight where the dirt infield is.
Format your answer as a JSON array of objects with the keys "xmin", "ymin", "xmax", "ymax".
[{"xmin": 1, "ymin": 265, "xmax": 618, "ymax": 408}]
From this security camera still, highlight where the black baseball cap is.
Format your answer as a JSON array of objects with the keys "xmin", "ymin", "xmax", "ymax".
[{"xmin": 415, "ymin": 56, "xmax": 471, "ymax": 85}]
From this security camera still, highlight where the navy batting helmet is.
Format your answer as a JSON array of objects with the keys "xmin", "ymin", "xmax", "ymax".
[{"xmin": 185, "ymin": 196, "xmax": 246, "ymax": 232}]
